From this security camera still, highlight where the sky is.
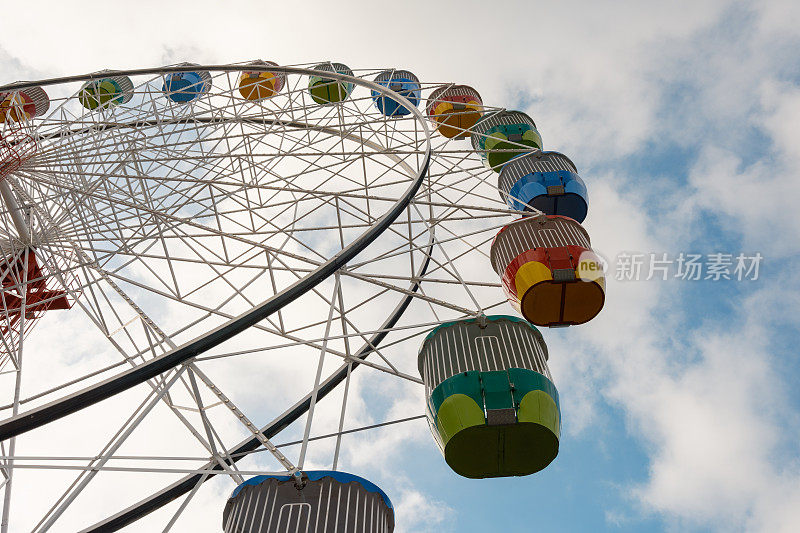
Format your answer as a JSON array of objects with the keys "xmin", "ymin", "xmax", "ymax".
[{"xmin": 2, "ymin": 1, "xmax": 800, "ymax": 531}]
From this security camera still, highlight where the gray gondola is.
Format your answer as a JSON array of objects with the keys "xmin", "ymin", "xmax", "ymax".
[
  {"xmin": 223, "ymin": 471, "xmax": 394, "ymax": 532},
  {"xmin": 418, "ymin": 315, "xmax": 561, "ymax": 478}
]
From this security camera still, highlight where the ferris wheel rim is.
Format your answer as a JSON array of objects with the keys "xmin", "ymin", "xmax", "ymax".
[
  {"xmin": 0, "ymin": 61, "xmax": 558, "ymax": 532},
  {"xmin": 1, "ymin": 61, "xmax": 437, "ymax": 528},
  {"xmin": 83, "ymin": 237, "xmax": 435, "ymax": 532},
  {"xmin": 0, "ymin": 66, "xmax": 434, "ymax": 441},
  {"xmin": 0, "ymin": 64, "xmax": 431, "ymax": 136},
  {"xmin": 0, "ymin": 79, "xmax": 433, "ymax": 405}
]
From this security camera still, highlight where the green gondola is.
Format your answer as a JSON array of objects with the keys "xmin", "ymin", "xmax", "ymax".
[{"xmin": 419, "ymin": 315, "xmax": 560, "ymax": 478}]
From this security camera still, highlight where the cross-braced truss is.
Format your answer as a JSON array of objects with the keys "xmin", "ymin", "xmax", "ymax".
[{"xmin": 0, "ymin": 63, "xmax": 540, "ymax": 532}]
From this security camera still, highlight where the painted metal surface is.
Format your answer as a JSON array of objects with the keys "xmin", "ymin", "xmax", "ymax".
[
  {"xmin": 308, "ymin": 62, "xmax": 354, "ymax": 104},
  {"xmin": 0, "ymin": 65, "xmax": 432, "ymax": 444},
  {"xmin": 498, "ymin": 150, "xmax": 588, "ymax": 221},
  {"xmin": 372, "ymin": 69, "xmax": 421, "ymax": 116},
  {"xmin": 418, "ymin": 317, "xmax": 560, "ymax": 478},
  {"xmin": 471, "ymin": 110, "xmax": 542, "ymax": 169},
  {"xmin": 490, "ymin": 216, "xmax": 605, "ymax": 326},
  {"xmin": 162, "ymin": 63, "xmax": 212, "ymax": 103},
  {"xmin": 0, "ymin": 64, "xmax": 438, "ymax": 532},
  {"xmin": 79, "ymin": 74, "xmax": 134, "ymax": 109},
  {"xmin": 0, "ymin": 86, "xmax": 49, "ymax": 123},
  {"xmin": 426, "ymin": 84, "xmax": 483, "ymax": 138},
  {"xmin": 239, "ymin": 60, "xmax": 285, "ymax": 100},
  {"xmin": 223, "ymin": 471, "xmax": 394, "ymax": 533}
]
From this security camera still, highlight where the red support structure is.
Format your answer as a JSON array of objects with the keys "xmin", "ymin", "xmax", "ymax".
[
  {"xmin": 0, "ymin": 124, "xmax": 72, "ymax": 365},
  {"xmin": 0, "ymin": 250, "xmax": 72, "ymax": 343},
  {"xmin": 0, "ymin": 127, "xmax": 36, "ymax": 182}
]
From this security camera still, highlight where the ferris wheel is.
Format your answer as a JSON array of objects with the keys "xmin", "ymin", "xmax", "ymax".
[{"xmin": 0, "ymin": 62, "xmax": 605, "ymax": 532}]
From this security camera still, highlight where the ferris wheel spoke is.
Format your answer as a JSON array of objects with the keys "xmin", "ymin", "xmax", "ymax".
[
  {"xmin": 192, "ymin": 316, "xmax": 446, "ymax": 363},
  {"xmin": 85, "ymin": 253, "xmax": 434, "ymax": 421},
  {"xmin": 32, "ymin": 266, "xmax": 259, "ymax": 474},
  {"xmin": 78, "ymin": 189, "xmax": 422, "ymax": 332},
  {"xmin": 3, "ymin": 464, "xmax": 295, "ymax": 477},
  {"xmin": 166, "ymin": 274, "xmax": 417, "ymax": 384},
  {"xmin": 297, "ymin": 274, "xmax": 342, "ymax": 470},
  {"xmin": 22, "ymin": 171, "xmax": 329, "ymax": 273},
  {"xmin": 3, "ymin": 301, "xmax": 244, "ymax": 487},
  {"xmin": 0, "ymin": 190, "xmax": 430, "ymax": 444},
  {"xmin": 161, "ymin": 470, "xmax": 211, "ymax": 533},
  {"xmin": 339, "ymin": 268, "xmax": 476, "ymax": 317},
  {"xmin": 4, "ymin": 183, "xmax": 220, "ymax": 404},
  {"xmin": 1, "ymin": 63, "xmax": 575, "ymax": 532},
  {"xmin": 99, "ymin": 224, "xmax": 319, "ymax": 328},
  {"xmin": 33, "ymin": 122, "xmax": 416, "ymax": 216},
  {"xmin": 343, "ymin": 217, "xmax": 482, "ymax": 273},
  {"xmin": 188, "ymin": 364, "xmax": 298, "ymax": 473},
  {"xmin": 32, "ymin": 366, "xmax": 188, "ymax": 533},
  {"xmin": 21, "ymin": 132, "xmax": 424, "ymax": 298},
  {"xmin": 183, "ymin": 367, "xmax": 269, "ymax": 483},
  {"xmin": 0, "ymin": 247, "xmax": 32, "ymax": 533},
  {"xmin": 82, "ymin": 242, "xmax": 433, "ymax": 531},
  {"xmin": 7, "ymin": 285, "xmax": 274, "ymax": 530}
]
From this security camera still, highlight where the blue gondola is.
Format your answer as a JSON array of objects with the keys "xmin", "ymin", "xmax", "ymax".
[
  {"xmin": 162, "ymin": 64, "xmax": 212, "ymax": 103},
  {"xmin": 498, "ymin": 150, "xmax": 588, "ymax": 222},
  {"xmin": 224, "ymin": 470, "xmax": 394, "ymax": 532},
  {"xmin": 372, "ymin": 69, "xmax": 421, "ymax": 117}
]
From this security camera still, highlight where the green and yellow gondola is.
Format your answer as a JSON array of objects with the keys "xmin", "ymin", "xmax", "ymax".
[
  {"xmin": 419, "ymin": 315, "xmax": 560, "ymax": 478},
  {"xmin": 79, "ymin": 73, "xmax": 134, "ymax": 110},
  {"xmin": 471, "ymin": 110, "xmax": 542, "ymax": 171},
  {"xmin": 308, "ymin": 62, "xmax": 354, "ymax": 105}
]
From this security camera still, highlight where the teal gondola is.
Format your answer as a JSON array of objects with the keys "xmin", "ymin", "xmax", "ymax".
[
  {"xmin": 471, "ymin": 110, "xmax": 542, "ymax": 170},
  {"xmin": 419, "ymin": 315, "xmax": 561, "ymax": 478}
]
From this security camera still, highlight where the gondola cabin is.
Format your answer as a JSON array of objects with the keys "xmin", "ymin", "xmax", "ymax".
[
  {"xmin": 0, "ymin": 86, "xmax": 49, "ymax": 123},
  {"xmin": 426, "ymin": 85, "xmax": 483, "ymax": 138},
  {"xmin": 419, "ymin": 315, "xmax": 560, "ymax": 478},
  {"xmin": 490, "ymin": 215, "xmax": 605, "ymax": 327},
  {"xmin": 498, "ymin": 151, "xmax": 588, "ymax": 222},
  {"xmin": 308, "ymin": 63, "xmax": 354, "ymax": 105},
  {"xmin": 79, "ymin": 74, "xmax": 134, "ymax": 110},
  {"xmin": 162, "ymin": 64, "xmax": 212, "ymax": 103},
  {"xmin": 238, "ymin": 60, "xmax": 285, "ymax": 101},
  {"xmin": 223, "ymin": 471, "xmax": 394, "ymax": 532},
  {"xmin": 471, "ymin": 110, "xmax": 542, "ymax": 170},
  {"xmin": 372, "ymin": 69, "xmax": 420, "ymax": 117}
]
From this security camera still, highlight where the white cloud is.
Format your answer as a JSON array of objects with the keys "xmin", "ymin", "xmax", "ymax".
[
  {"xmin": 3, "ymin": 1, "xmax": 800, "ymax": 532},
  {"xmin": 393, "ymin": 484, "xmax": 455, "ymax": 533}
]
